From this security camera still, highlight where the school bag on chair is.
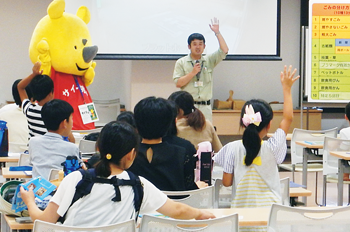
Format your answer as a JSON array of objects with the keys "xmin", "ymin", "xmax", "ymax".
[
  {"xmin": 0, "ymin": 120, "xmax": 9, "ymax": 157},
  {"xmin": 0, "ymin": 180, "xmax": 29, "ymax": 216}
]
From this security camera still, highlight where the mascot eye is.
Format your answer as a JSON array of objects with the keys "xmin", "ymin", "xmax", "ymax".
[{"xmin": 74, "ymin": 46, "xmax": 77, "ymax": 49}]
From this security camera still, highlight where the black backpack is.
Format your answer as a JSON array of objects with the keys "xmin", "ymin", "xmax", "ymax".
[{"xmin": 59, "ymin": 168, "xmax": 144, "ymax": 223}]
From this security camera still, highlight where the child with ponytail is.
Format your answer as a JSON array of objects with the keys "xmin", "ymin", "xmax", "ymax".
[{"xmin": 213, "ymin": 65, "xmax": 299, "ymax": 210}]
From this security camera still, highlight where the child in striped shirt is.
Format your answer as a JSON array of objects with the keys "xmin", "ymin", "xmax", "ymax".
[
  {"xmin": 18, "ymin": 62, "xmax": 54, "ymax": 138},
  {"xmin": 213, "ymin": 65, "xmax": 299, "ymax": 231}
]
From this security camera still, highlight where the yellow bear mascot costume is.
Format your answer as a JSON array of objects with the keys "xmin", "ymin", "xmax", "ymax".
[{"xmin": 29, "ymin": 0, "xmax": 98, "ymax": 130}]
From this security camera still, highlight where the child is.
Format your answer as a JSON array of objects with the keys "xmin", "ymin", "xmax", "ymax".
[
  {"xmin": 213, "ymin": 65, "xmax": 299, "ymax": 214},
  {"xmin": 129, "ymin": 96, "xmax": 201, "ymax": 191},
  {"xmin": 20, "ymin": 121, "xmax": 215, "ymax": 226},
  {"xmin": 339, "ymin": 102, "xmax": 350, "ymax": 180},
  {"xmin": 29, "ymin": 99, "xmax": 84, "ymax": 180},
  {"xmin": 18, "ymin": 62, "xmax": 54, "ymax": 138},
  {"xmin": 168, "ymin": 90, "xmax": 222, "ymax": 152},
  {"xmin": 0, "ymin": 80, "xmax": 32, "ymax": 152}
]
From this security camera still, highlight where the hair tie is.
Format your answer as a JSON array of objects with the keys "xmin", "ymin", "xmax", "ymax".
[
  {"xmin": 106, "ymin": 153, "xmax": 112, "ymax": 160},
  {"xmin": 242, "ymin": 104, "xmax": 262, "ymax": 127}
]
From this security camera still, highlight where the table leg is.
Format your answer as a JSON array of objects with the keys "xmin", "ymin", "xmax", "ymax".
[
  {"xmin": 338, "ymin": 159, "xmax": 344, "ymax": 206},
  {"xmin": 1, "ymin": 214, "xmax": 10, "ymax": 232},
  {"xmin": 302, "ymin": 148, "xmax": 308, "ymax": 205}
]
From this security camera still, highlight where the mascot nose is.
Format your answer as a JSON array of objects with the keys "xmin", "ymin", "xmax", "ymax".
[{"xmin": 83, "ymin": 45, "xmax": 98, "ymax": 63}]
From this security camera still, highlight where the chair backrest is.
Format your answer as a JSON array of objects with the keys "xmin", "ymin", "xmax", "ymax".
[
  {"xmin": 280, "ymin": 177, "xmax": 290, "ymax": 206},
  {"xmin": 267, "ymin": 203, "xmax": 350, "ymax": 232},
  {"xmin": 290, "ymin": 127, "xmax": 337, "ymax": 165},
  {"xmin": 139, "ymin": 214, "xmax": 238, "ymax": 232},
  {"xmin": 213, "ymin": 179, "xmax": 232, "ymax": 208},
  {"xmin": 72, "ymin": 127, "xmax": 102, "ymax": 134},
  {"xmin": 162, "ymin": 186, "xmax": 215, "ymax": 209},
  {"xmin": 18, "ymin": 153, "xmax": 30, "ymax": 166},
  {"xmin": 93, "ymin": 99, "xmax": 120, "ymax": 127},
  {"xmin": 33, "ymin": 219, "xmax": 135, "ymax": 232},
  {"xmin": 79, "ymin": 139, "xmax": 97, "ymax": 156},
  {"xmin": 48, "ymin": 169, "xmax": 61, "ymax": 181},
  {"xmin": 323, "ymin": 136, "xmax": 350, "ymax": 176}
]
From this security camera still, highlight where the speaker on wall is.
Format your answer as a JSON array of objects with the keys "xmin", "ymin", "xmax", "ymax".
[{"xmin": 301, "ymin": 0, "xmax": 309, "ymax": 26}]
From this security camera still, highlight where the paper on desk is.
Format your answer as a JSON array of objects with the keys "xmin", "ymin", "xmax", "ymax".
[{"xmin": 23, "ymin": 171, "xmax": 32, "ymax": 176}]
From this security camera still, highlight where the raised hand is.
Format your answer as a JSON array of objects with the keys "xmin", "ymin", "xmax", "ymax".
[{"xmin": 209, "ymin": 17, "xmax": 220, "ymax": 34}]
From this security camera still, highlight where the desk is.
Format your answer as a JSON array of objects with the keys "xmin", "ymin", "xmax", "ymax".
[
  {"xmin": 329, "ymin": 151, "xmax": 350, "ymax": 206},
  {"xmin": 2, "ymin": 214, "xmax": 33, "ymax": 231},
  {"xmin": 0, "ymin": 153, "xmax": 21, "ymax": 167},
  {"xmin": 213, "ymin": 110, "xmax": 322, "ymax": 136},
  {"xmin": 289, "ymin": 187, "xmax": 312, "ymax": 197},
  {"xmin": 294, "ymin": 141, "xmax": 323, "ymax": 205},
  {"xmin": 1, "ymin": 167, "xmax": 32, "ymax": 179}
]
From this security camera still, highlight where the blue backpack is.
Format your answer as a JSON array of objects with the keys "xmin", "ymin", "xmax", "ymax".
[{"xmin": 61, "ymin": 156, "xmax": 81, "ymax": 176}]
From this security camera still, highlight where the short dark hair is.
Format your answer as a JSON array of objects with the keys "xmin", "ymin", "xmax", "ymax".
[
  {"xmin": 134, "ymin": 97, "xmax": 173, "ymax": 139},
  {"xmin": 31, "ymin": 75, "xmax": 54, "ymax": 101},
  {"xmin": 12, "ymin": 79, "xmax": 32, "ymax": 107},
  {"xmin": 188, "ymin": 33, "xmax": 205, "ymax": 45},
  {"xmin": 346, "ymin": 102, "xmax": 350, "ymax": 120},
  {"xmin": 41, "ymin": 99, "xmax": 73, "ymax": 131},
  {"xmin": 166, "ymin": 100, "xmax": 178, "ymax": 136},
  {"xmin": 95, "ymin": 121, "xmax": 139, "ymax": 177},
  {"xmin": 116, "ymin": 111, "xmax": 137, "ymax": 129}
]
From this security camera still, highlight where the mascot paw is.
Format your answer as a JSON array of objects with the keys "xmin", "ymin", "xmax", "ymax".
[{"xmin": 83, "ymin": 65, "xmax": 95, "ymax": 86}]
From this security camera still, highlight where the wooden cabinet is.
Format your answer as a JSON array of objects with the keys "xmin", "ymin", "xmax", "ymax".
[{"xmin": 212, "ymin": 109, "xmax": 322, "ymax": 135}]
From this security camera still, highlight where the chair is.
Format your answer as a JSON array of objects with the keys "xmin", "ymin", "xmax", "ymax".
[
  {"xmin": 267, "ymin": 203, "xmax": 350, "ymax": 232},
  {"xmin": 213, "ymin": 179, "xmax": 232, "ymax": 208},
  {"xmin": 33, "ymin": 219, "xmax": 135, "ymax": 232},
  {"xmin": 162, "ymin": 186, "xmax": 214, "ymax": 209},
  {"xmin": 17, "ymin": 153, "xmax": 30, "ymax": 166},
  {"xmin": 278, "ymin": 127, "xmax": 337, "ymax": 204},
  {"xmin": 72, "ymin": 127, "xmax": 102, "ymax": 134},
  {"xmin": 79, "ymin": 139, "xmax": 97, "ymax": 156},
  {"xmin": 93, "ymin": 99, "xmax": 120, "ymax": 127},
  {"xmin": 322, "ymin": 136, "xmax": 350, "ymax": 206},
  {"xmin": 280, "ymin": 177, "xmax": 290, "ymax": 206},
  {"xmin": 139, "ymin": 213, "xmax": 238, "ymax": 232}
]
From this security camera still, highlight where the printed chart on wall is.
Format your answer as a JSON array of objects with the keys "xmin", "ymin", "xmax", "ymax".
[{"xmin": 308, "ymin": 0, "xmax": 350, "ymax": 103}]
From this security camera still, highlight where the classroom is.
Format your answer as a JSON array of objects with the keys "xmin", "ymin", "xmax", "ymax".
[{"xmin": 1, "ymin": 0, "xmax": 350, "ymax": 231}]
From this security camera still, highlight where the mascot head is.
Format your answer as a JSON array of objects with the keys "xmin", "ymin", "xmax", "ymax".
[{"xmin": 29, "ymin": 0, "xmax": 98, "ymax": 77}]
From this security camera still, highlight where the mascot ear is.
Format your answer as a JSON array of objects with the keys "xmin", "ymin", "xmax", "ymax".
[
  {"xmin": 48, "ymin": 0, "xmax": 65, "ymax": 19},
  {"xmin": 77, "ymin": 6, "xmax": 91, "ymax": 24}
]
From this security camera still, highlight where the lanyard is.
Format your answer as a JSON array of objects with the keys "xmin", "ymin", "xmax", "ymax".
[{"xmin": 74, "ymin": 76, "xmax": 86, "ymax": 104}]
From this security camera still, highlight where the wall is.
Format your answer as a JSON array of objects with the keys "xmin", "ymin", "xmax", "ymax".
[{"xmin": 0, "ymin": 0, "xmax": 301, "ymax": 112}]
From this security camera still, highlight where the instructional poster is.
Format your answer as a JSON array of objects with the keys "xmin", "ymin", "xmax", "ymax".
[{"xmin": 309, "ymin": 1, "xmax": 350, "ymax": 102}]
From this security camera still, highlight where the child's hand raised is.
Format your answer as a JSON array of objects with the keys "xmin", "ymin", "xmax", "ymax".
[
  {"xmin": 32, "ymin": 61, "xmax": 43, "ymax": 76},
  {"xmin": 280, "ymin": 65, "xmax": 300, "ymax": 89}
]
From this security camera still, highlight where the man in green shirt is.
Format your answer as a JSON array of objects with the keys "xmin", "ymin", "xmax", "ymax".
[{"xmin": 172, "ymin": 18, "xmax": 229, "ymax": 122}]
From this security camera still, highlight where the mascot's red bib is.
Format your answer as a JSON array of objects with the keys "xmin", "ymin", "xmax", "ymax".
[{"xmin": 51, "ymin": 68, "xmax": 95, "ymax": 130}]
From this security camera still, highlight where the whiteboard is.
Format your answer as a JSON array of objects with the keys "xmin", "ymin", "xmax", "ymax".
[
  {"xmin": 65, "ymin": 0, "xmax": 281, "ymax": 60},
  {"xmin": 307, "ymin": 0, "xmax": 350, "ymax": 103}
]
